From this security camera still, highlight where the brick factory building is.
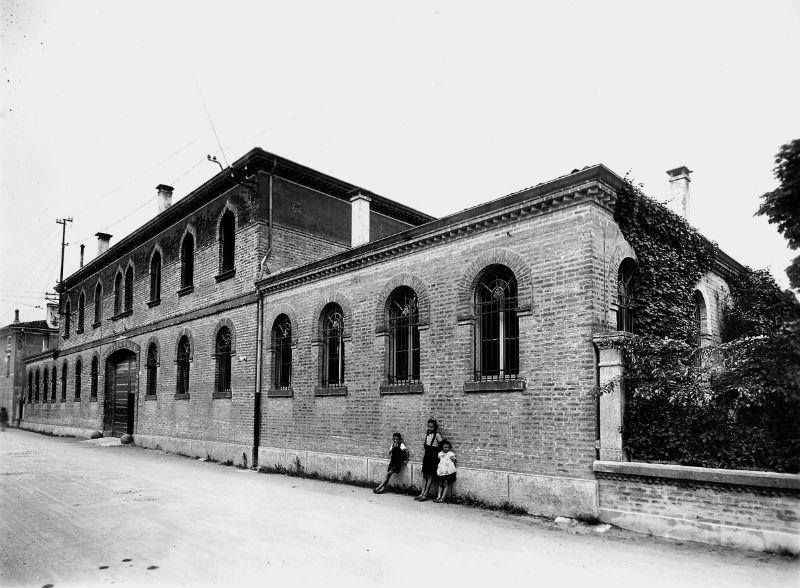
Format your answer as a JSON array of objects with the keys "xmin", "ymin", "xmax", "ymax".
[{"xmin": 21, "ymin": 148, "xmax": 739, "ymax": 518}]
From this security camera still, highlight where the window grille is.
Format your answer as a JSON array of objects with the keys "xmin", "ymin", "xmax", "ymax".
[
  {"xmin": 35, "ymin": 370, "xmax": 40, "ymax": 403},
  {"xmin": 176, "ymin": 336, "xmax": 191, "ymax": 395},
  {"xmin": 146, "ymin": 343, "xmax": 158, "ymax": 397},
  {"xmin": 617, "ymin": 261, "xmax": 637, "ymax": 333},
  {"xmin": 321, "ymin": 305, "xmax": 345, "ymax": 387},
  {"xmin": 64, "ymin": 300, "xmax": 71, "ymax": 338},
  {"xmin": 214, "ymin": 328, "xmax": 232, "ymax": 394},
  {"xmin": 28, "ymin": 371, "xmax": 32, "ymax": 403},
  {"xmin": 61, "ymin": 362, "xmax": 67, "ymax": 401},
  {"xmin": 77, "ymin": 293, "xmax": 85, "ymax": 331},
  {"xmin": 90, "ymin": 357, "xmax": 98, "ymax": 399},
  {"xmin": 94, "ymin": 283, "xmax": 103, "ymax": 323},
  {"xmin": 114, "ymin": 273, "xmax": 122, "ymax": 315},
  {"xmin": 388, "ymin": 287, "xmax": 420, "ymax": 384},
  {"xmin": 273, "ymin": 316, "xmax": 292, "ymax": 389},
  {"xmin": 51, "ymin": 366, "xmax": 56, "ymax": 402},
  {"xmin": 219, "ymin": 210, "xmax": 236, "ymax": 272},
  {"xmin": 75, "ymin": 360, "xmax": 82, "ymax": 400},
  {"xmin": 150, "ymin": 251, "xmax": 162, "ymax": 301},
  {"xmin": 475, "ymin": 267, "xmax": 519, "ymax": 381},
  {"xmin": 124, "ymin": 266, "xmax": 134, "ymax": 312},
  {"xmin": 181, "ymin": 234, "xmax": 194, "ymax": 288}
]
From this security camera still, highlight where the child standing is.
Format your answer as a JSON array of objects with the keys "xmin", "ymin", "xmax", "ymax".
[
  {"xmin": 374, "ymin": 432, "xmax": 408, "ymax": 494},
  {"xmin": 435, "ymin": 439, "xmax": 456, "ymax": 503},
  {"xmin": 415, "ymin": 418, "xmax": 442, "ymax": 501}
]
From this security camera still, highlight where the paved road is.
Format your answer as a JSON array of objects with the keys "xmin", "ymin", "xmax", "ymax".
[{"xmin": 0, "ymin": 429, "xmax": 796, "ymax": 588}]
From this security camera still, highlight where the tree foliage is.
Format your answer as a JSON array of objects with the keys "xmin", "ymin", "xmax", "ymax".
[{"xmin": 757, "ymin": 138, "xmax": 800, "ymax": 288}]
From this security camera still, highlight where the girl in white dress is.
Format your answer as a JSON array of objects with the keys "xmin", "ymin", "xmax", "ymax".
[{"xmin": 435, "ymin": 439, "xmax": 457, "ymax": 503}]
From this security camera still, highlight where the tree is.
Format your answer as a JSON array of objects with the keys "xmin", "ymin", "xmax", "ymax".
[{"xmin": 757, "ymin": 139, "xmax": 800, "ymax": 288}]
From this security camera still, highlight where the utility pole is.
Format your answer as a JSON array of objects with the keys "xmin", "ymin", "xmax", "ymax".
[{"xmin": 56, "ymin": 217, "xmax": 73, "ymax": 316}]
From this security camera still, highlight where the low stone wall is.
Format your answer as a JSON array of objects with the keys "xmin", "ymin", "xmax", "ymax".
[
  {"xmin": 258, "ymin": 445, "xmax": 598, "ymax": 518},
  {"xmin": 594, "ymin": 461, "xmax": 800, "ymax": 554},
  {"xmin": 135, "ymin": 434, "xmax": 253, "ymax": 468},
  {"xmin": 20, "ymin": 421, "xmax": 100, "ymax": 440}
]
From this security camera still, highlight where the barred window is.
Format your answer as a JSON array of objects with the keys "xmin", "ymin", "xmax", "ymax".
[
  {"xmin": 475, "ymin": 266, "xmax": 519, "ymax": 381},
  {"xmin": 176, "ymin": 336, "xmax": 191, "ymax": 395},
  {"xmin": 28, "ymin": 371, "xmax": 33, "ymax": 403},
  {"xmin": 114, "ymin": 272, "xmax": 122, "ymax": 315},
  {"xmin": 273, "ymin": 315, "xmax": 292, "ymax": 389},
  {"xmin": 321, "ymin": 304, "xmax": 345, "ymax": 387},
  {"xmin": 75, "ymin": 359, "xmax": 82, "ymax": 400},
  {"xmin": 388, "ymin": 287, "xmax": 420, "ymax": 384},
  {"xmin": 90, "ymin": 357, "xmax": 98, "ymax": 399},
  {"xmin": 61, "ymin": 362, "xmax": 67, "ymax": 402},
  {"xmin": 180, "ymin": 234, "xmax": 194, "ymax": 289},
  {"xmin": 146, "ymin": 343, "xmax": 158, "ymax": 397},
  {"xmin": 77, "ymin": 292, "xmax": 85, "ymax": 331},
  {"xmin": 94, "ymin": 282, "xmax": 103, "ymax": 324},
  {"xmin": 51, "ymin": 366, "xmax": 56, "ymax": 402},
  {"xmin": 35, "ymin": 369, "xmax": 40, "ymax": 403},
  {"xmin": 219, "ymin": 210, "xmax": 236, "ymax": 273},
  {"xmin": 617, "ymin": 259, "xmax": 637, "ymax": 333},
  {"xmin": 150, "ymin": 251, "xmax": 162, "ymax": 302},
  {"xmin": 214, "ymin": 327, "xmax": 232, "ymax": 395},
  {"xmin": 124, "ymin": 266, "xmax": 134, "ymax": 312},
  {"xmin": 64, "ymin": 300, "xmax": 71, "ymax": 338}
]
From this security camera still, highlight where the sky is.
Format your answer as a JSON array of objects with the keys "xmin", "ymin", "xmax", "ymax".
[{"xmin": 1, "ymin": 1, "xmax": 799, "ymax": 324}]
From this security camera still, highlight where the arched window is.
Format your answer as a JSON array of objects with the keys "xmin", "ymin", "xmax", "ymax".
[
  {"xmin": 388, "ymin": 287, "xmax": 420, "ymax": 384},
  {"xmin": 77, "ymin": 292, "xmax": 85, "ymax": 332},
  {"xmin": 693, "ymin": 290, "xmax": 709, "ymax": 346},
  {"xmin": 150, "ymin": 250, "xmax": 162, "ymax": 302},
  {"xmin": 214, "ymin": 327, "xmax": 232, "ymax": 395},
  {"xmin": 114, "ymin": 272, "xmax": 123, "ymax": 315},
  {"xmin": 272, "ymin": 315, "xmax": 292, "ymax": 389},
  {"xmin": 124, "ymin": 266, "xmax": 134, "ymax": 312},
  {"xmin": 43, "ymin": 367, "xmax": 49, "ymax": 403},
  {"xmin": 219, "ymin": 210, "xmax": 236, "ymax": 273},
  {"xmin": 176, "ymin": 336, "xmax": 191, "ymax": 396},
  {"xmin": 35, "ymin": 369, "xmax": 40, "ymax": 403},
  {"xmin": 75, "ymin": 359, "xmax": 82, "ymax": 400},
  {"xmin": 64, "ymin": 300, "xmax": 71, "ymax": 338},
  {"xmin": 180, "ymin": 233, "xmax": 195, "ymax": 289},
  {"xmin": 321, "ymin": 304, "xmax": 345, "ymax": 387},
  {"xmin": 146, "ymin": 343, "xmax": 158, "ymax": 397},
  {"xmin": 617, "ymin": 259, "xmax": 637, "ymax": 333},
  {"xmin": 51, "ymin": 366, "xmax": 57, "ymax": 401},
  {"xmin": 28, "ymin": 371, "xmax": 33, "ymax": 403},
  {"xmin": 61, "ymin": 362, "xmax": 67, "ymax": 402},
  {"xmin": 90, "ymin": 356, "xmax": 99, "ymax": 399},
  {"xmin": 94, "ymin": 282, "xmax": 103, "ymax": 325},
  {"xmin": 475, "ymin": 266, "xmax": 519, "ymax": 381}
]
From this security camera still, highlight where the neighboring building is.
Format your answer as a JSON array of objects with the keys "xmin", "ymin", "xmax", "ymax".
[
  {"xmin": 0, "ymin": 310, "xmax": 58, "ymax": 425},
  {"xmin": 22, "ymin": 147, "xmax": 738, "ymax": 518}
]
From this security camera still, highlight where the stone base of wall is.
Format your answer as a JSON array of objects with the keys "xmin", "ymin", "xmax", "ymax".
[
  {"xmin": 594, "ymin": 461, "xmax": 800, "ymax": 554},
  {"xmin": 20, "ymin": 421, "xmax": 100, "ymax": 439},
  {"xmin": 135, "ymin": 434, "xmax": 253, "ymax": 468},
  {"xmin": 258, "ymin": 445, "xmax": 598, "ymax": 518}
]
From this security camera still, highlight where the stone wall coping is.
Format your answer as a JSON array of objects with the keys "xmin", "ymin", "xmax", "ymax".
[{"xmin": 593, "ymin": 460, "xmax": 800, "ymax": 490}]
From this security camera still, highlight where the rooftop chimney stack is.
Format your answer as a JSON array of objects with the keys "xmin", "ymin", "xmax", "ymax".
[
  {"xmin": 14, "ymin": 309, "xmax": 20, "ymax": 324},
  {"xmin": 96, "ymin": 232, "xmax": 112, "ymax": 256},
  {"xmin": 350, "ymin": 191, "xmax": 371, "ymax": 248},
  {"xmin": 157, "ymin": 184, "xmax": 174, "ymax": 213},
  {"xmin": 667, "ymin": 166, "xmax": 692, "ymax": 220},
  {"xmin": 46, "ymin": 302, "xmax": 59, "ymax": 328},
  {"xmin": 79, "ymin": 244, "xmax": 85, "ymax": 268}
]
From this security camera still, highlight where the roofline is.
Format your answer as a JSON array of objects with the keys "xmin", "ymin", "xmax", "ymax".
[{"xmin": 59, "ymin": 148, "xmax": 435, "ymax": 291}]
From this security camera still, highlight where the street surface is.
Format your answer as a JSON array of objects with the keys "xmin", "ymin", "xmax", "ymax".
[{"xmin": 1, "ymin": 429, "xmax": 797, "ymax": 588}]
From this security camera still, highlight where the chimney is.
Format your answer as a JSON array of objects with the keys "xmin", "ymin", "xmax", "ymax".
[
  {"xmin": 46, "ymin": 302, "xmax": 59, "ymax": 328},
  {"xmin": 667, "ymin": 166, "xmax": 692, "ymax": 220},
  {"xmin": 350, "ymin": 191, "xmax": 371, "ymax": 248},
  {"xmin": 79, "ymin": 244, "xmax": 85, "ymax": 268},
  {"xmin": 157, "ymin": 184, "xmax": 174, "ymax": 213},
  {"xmin": 96, "ymin": 232, "xmax": 112, "ymax": 255},
  {"xmin": 14, "ymin": 309, "xmax": 20, "ymax": 324}
]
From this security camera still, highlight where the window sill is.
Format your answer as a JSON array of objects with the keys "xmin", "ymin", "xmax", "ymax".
[
  {"xmin": 380, "ymin": 382, "xmax": 424, "ymax": 395},
  {"xmin": 215, "ymin": 268, "xmax": 236, "ymax": 283},
  {"xmin": 177, "ymin": 285, "xmax": 194, "ymax": 297},
  {"xmin": 314, "ymin": 386, "xmax": 347, "ymax": 397},
  {"xmin": 174, "ymin": 393, "xmax": 191, "ymax": 400},
  {"xmin": 147, "ymin": 298, "xmax": 161, "ymax": 308},
  {"xmin": 464, "ymin": 379, "xmax": 526, "ymax": 393},
  {"xmin": 76, "ymin": 328, "xmax": 84, "ymax": 335},
  {"xmin": 74, "ymin": 398, "xmax": 81, "ymax": 402},
  {"xmin": 111, "ymin": 310, "xmax": 133, "ymax": 321},
  {"xmin": 267, "ymin": 388, "xmax": 293, "ymax": 398},
  {"xmin": 92, "ymin": 321, "xmax": 102, "ymax": 329},
  {"xmin": 212, "ymin": 391, "xmax": 232, "ymax": 400},
  {"xmin": 90, "ymin": 396, "xmax": 97, "ymax": 402},
  {"xmin": 144, "ymin": 394, "xmax": 157, "ymax": 401}
]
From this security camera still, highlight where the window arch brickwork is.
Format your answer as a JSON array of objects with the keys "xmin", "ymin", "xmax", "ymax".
[
  {"xmin": 455, "ymin": 248, "xmax": 533, "ymax": 321},
  {"xmin": 374, "ymin": 272, "xmax": 431, "ymax": 333}
]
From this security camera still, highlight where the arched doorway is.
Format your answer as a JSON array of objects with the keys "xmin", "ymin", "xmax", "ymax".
[{"xmin": 105, "ymin": 349, "xmax": 137, "ymax": 437}]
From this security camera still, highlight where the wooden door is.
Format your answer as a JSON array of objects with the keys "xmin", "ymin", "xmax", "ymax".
[{"xmin": 111, "ymin": 355, "xmax": 135, "ymax": 437}]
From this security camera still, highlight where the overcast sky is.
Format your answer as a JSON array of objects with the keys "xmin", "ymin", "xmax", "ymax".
[{"xmin": 2, "ymin": 1, "xmax": 799, "ymax": 324}]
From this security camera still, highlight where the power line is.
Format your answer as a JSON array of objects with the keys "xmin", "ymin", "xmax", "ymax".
[{"xmin": 195, "ymin": 79, "xmax": 229, "ymax": 168}]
